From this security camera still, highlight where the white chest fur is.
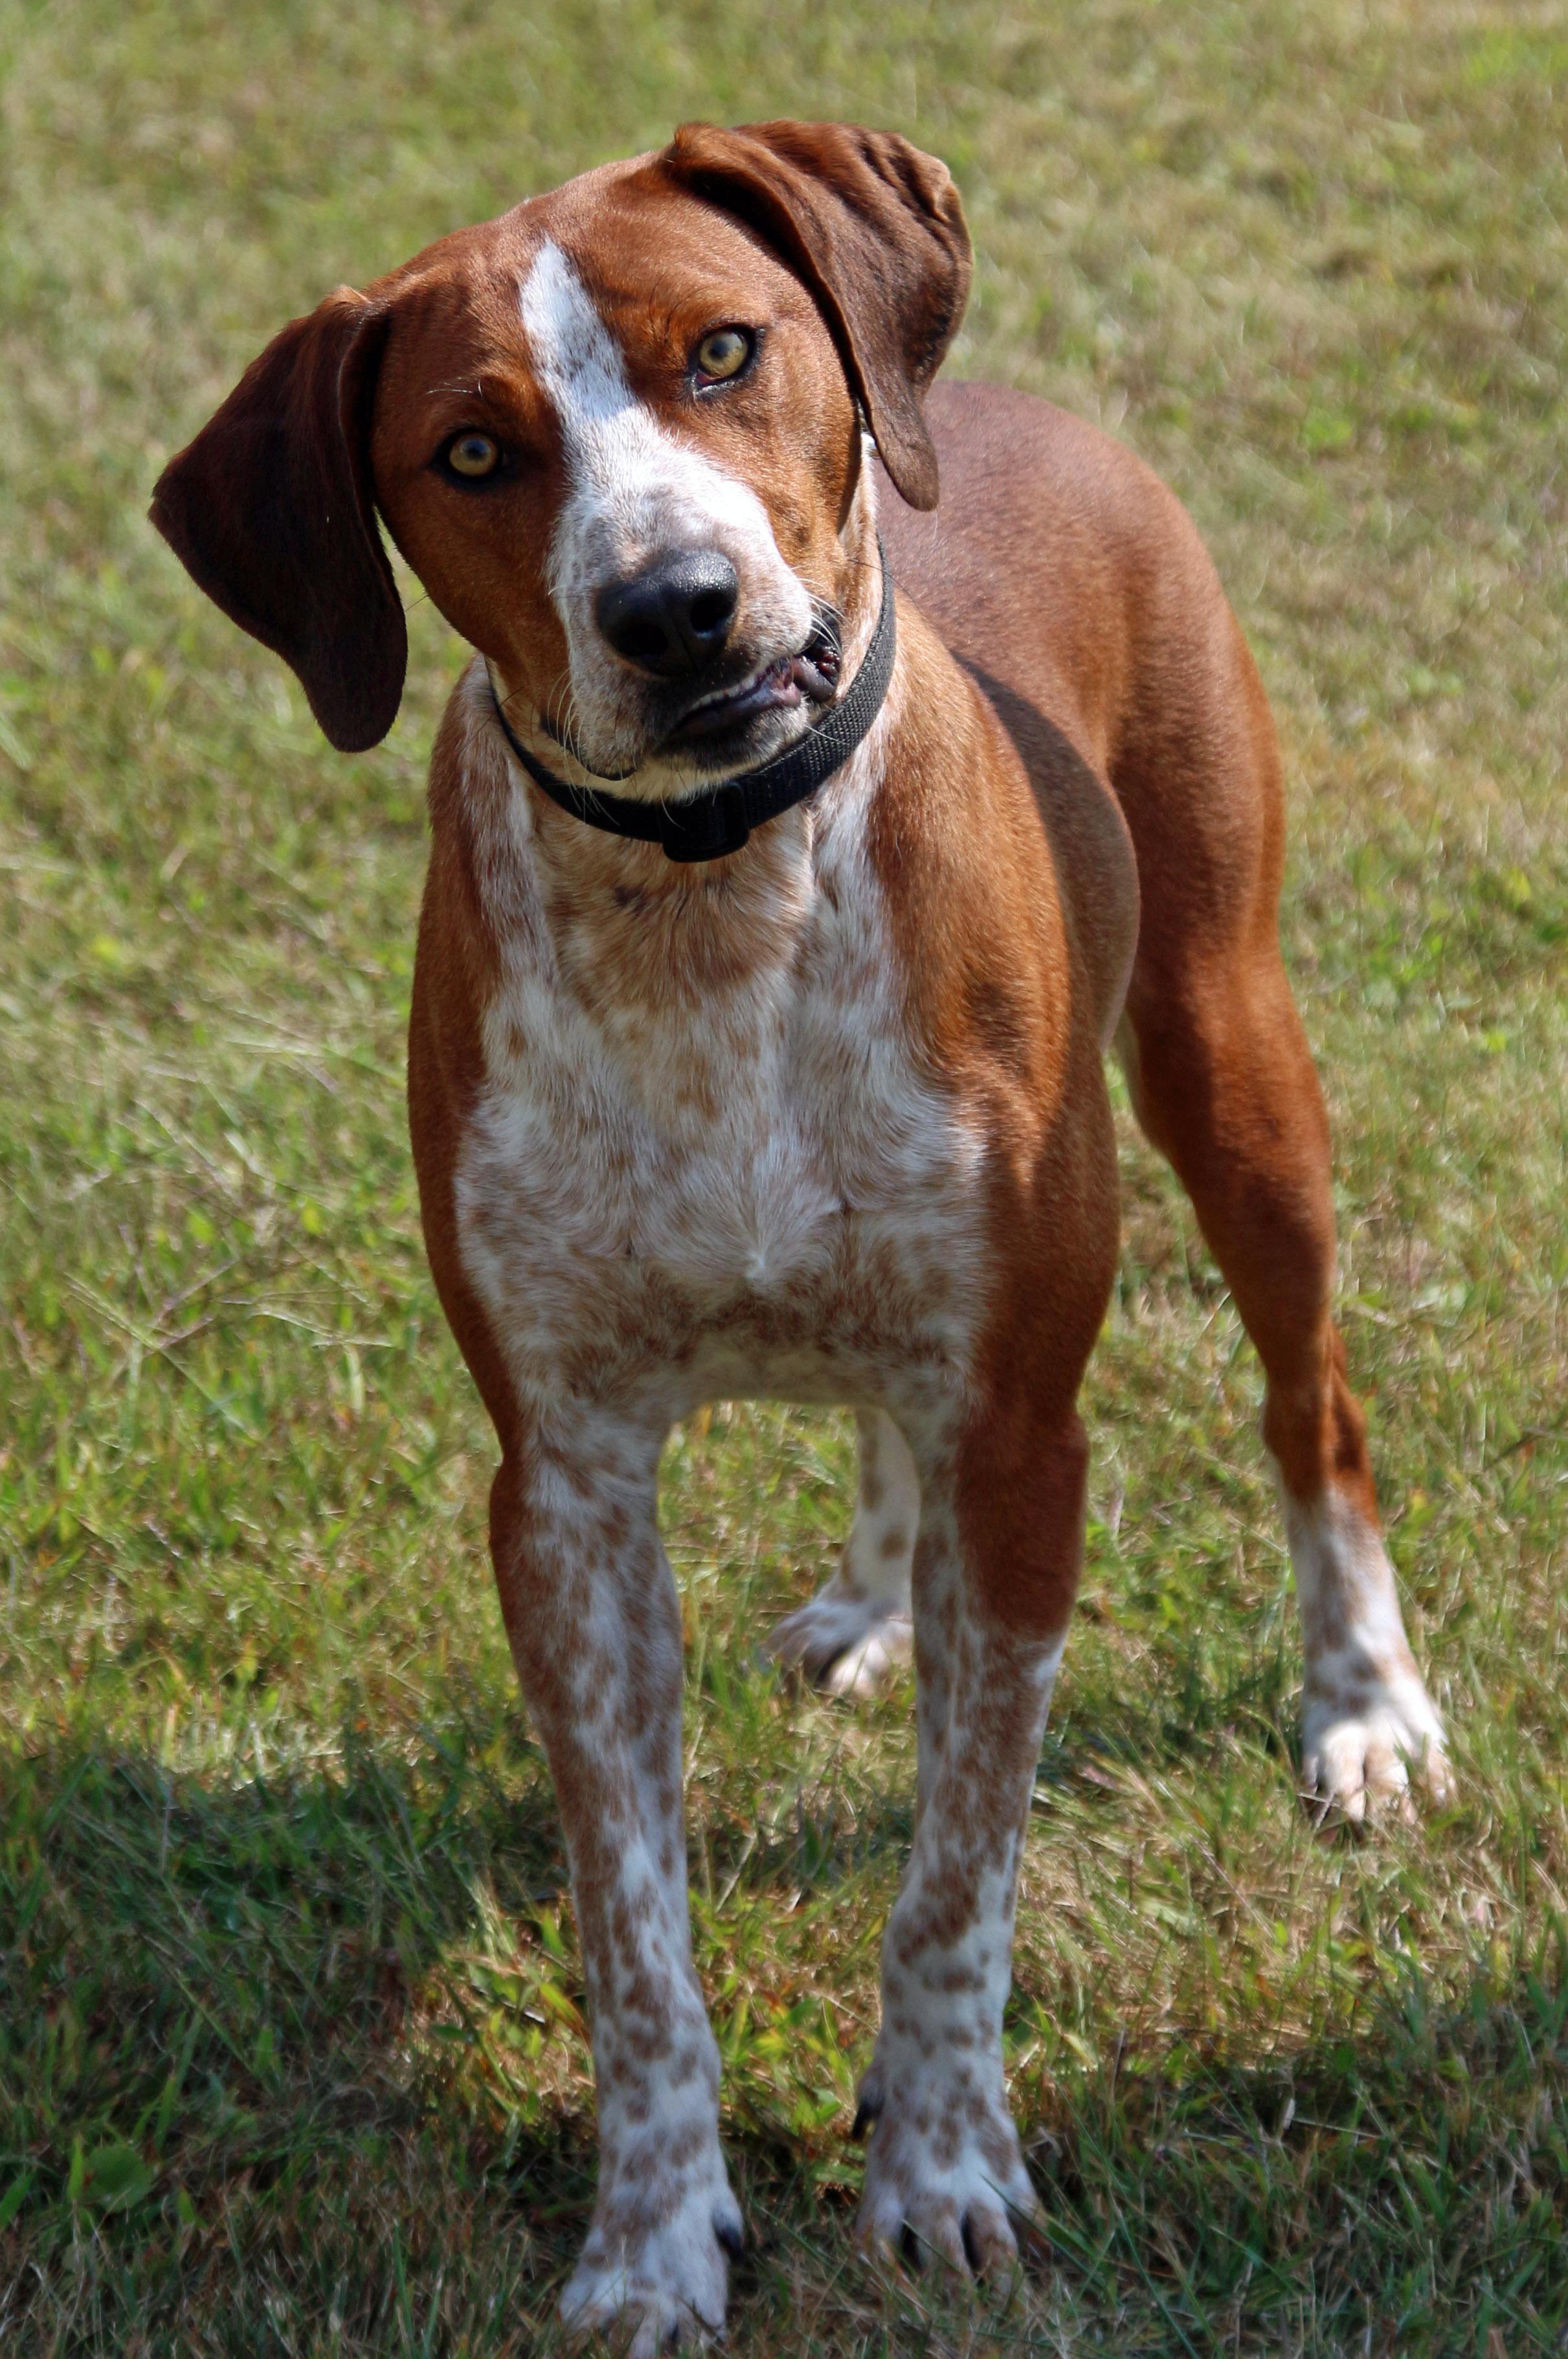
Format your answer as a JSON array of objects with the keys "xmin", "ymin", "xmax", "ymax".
[{"xmin": 451, "ymin": 681, "xmax": 986, "ymax": 1422}]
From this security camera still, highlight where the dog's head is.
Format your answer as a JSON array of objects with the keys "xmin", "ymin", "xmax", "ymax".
[{"xmin": 151, "ymin": 122, "xmax": 970, "ymax": 791}]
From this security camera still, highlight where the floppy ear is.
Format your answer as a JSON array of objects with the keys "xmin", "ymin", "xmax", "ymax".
[
  {"xmin": 664, "ymin": 119, "xmax": 972, "ymax": 511},
  {"xmin": 150, "ymin": 288, "xmax": 405, "ymax": 753}
]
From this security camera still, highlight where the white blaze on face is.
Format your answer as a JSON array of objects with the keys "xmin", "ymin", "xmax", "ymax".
[{"xmin": 517, "ymin": 240, "xmax": 813, "ymax": 785}]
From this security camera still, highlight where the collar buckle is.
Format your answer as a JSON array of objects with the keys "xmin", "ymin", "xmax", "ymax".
[{"xmin": 658, "ymin": 781, "xmax": 750, "ymax": 863}]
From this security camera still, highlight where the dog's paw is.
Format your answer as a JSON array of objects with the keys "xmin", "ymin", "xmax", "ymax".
[
  {"xmin": 768, "ymin": 1586, "xmax": 911, "ymax": 1697},
  {"xmin": 1301, "ymin": 1671, "xmax": 1453, "ymax": 1823},
  {"xmin": 820, "ymin": 1613, "xmax": 913, "ymax": 1698},
  {"xmin": 560, "ymin": 2176, "xmax": 742, "ymax": 2354},
  {"xmin": 854, "ymin": 2059, "xmax": 1042, "ymax": 2279}
]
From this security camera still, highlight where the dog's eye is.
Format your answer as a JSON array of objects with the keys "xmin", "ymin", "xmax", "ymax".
[
  {"xmin": 444, "ymin": 431, "xmax": 500, "ymax": 479},
  {"xmin": 693, "ymin": 328, "xmax": 753, "ymax": 385}
]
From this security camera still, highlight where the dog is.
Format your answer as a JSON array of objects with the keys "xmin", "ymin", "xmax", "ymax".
[{"xmin": 151, "ymin": 120, "xmax": 1452, "ymax": 2352}]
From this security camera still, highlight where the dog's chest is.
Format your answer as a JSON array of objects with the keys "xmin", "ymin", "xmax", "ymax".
[{"xmin": 454, "ymin": 816, "xmax": 985, "ymax": 1409}]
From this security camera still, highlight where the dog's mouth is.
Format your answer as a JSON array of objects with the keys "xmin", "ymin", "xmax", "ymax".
[
  {"xmin": 658, "ymin": 621, "xmax": 842, "ymax": 753},
  {"xmin": 533, "ymin": 617, "xmax": 845, "ymax": 781}
]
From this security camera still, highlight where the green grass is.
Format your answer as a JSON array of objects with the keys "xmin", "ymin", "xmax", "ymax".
[{"xmin": 2, "ymin": 0, "xmax": 1567, "ymax": 2348}]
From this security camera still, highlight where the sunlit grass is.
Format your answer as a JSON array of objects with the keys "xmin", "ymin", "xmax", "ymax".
[{"xmin": 2, "ymin": 0, "xmax": 1566, "ymax": 2349}]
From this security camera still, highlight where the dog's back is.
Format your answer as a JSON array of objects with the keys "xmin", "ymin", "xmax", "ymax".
[{"xmin": 884, "ymin": 379, "xmax": 1286, "ymax": 1056}]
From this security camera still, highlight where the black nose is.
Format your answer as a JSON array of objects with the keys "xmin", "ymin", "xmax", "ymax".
[{"xmin": 595, "ymin": 550, "xmax": 739, "ymax": 678}]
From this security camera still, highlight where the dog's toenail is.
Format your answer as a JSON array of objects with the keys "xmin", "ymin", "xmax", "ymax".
[{"xmin": 713, "ymin": 2210, "xmax": 745, "ymax": 2259}]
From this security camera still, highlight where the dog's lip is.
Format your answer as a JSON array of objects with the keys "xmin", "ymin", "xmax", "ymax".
[{"xmin": 660, "ymin": 636, "xmax": 842, "ymax": 750}]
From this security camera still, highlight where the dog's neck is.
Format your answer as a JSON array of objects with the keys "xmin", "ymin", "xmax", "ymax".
[{"xmin": 456, "ymin": 609, "xmax": 932, "ymax": 1054}]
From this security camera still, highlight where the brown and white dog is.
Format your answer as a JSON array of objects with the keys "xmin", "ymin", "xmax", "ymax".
[{"xmin": 153, "ymin": 121, "xmax": 1451, "ymax": 2351}]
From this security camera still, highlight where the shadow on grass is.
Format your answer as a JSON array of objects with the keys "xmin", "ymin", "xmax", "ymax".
[
  {"xmin": 0, "ymin": 1709, "xmax": 599, "ymax": 2347},
  {"xmin": 1022, "ymin": 1933, "xmax": 1568, "ymax": 2354},
  {"xmin": 5, "ymin": 1705, "xmax": 1566, "ymax": 2353}
]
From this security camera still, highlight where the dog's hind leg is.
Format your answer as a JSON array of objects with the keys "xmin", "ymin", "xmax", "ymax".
[
  {"xmin": 1112, "ymin": 611, "xmax": 1451, "ymax": 1819},
  {"xmin": 767, "ymin": 1408, "xmax": 915, "ymax": 1697}
]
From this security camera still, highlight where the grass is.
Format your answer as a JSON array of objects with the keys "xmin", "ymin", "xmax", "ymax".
[{"xmin": 1, "ymin": 0, "xmax": 1566, "ymax": 2347}]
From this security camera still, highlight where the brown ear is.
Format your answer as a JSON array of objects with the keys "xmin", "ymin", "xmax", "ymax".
[
  {"xmin": 664, "ymin": 120, "xmax": 971, "ymax": 511},
  {"xmin": 150, "ymin": 289, "xmax": 405, "ymax": 753}
]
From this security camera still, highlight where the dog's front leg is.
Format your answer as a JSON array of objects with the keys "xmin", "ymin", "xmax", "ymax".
[
  {"xmin": 856, "ymin": 1411, "xmax": 1085, "ymax": 2276},
  {"xmin": 489, "ymin": 1416, "xmax": 740, "ymax": 2354}
]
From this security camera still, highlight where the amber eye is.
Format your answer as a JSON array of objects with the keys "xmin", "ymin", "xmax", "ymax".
[
  {"xmin": 693, "ymin": 328, "xmax": 753, "ymax": 384},
  {"xmin": 445, "ymin": 430, "xmax": 500, "ymax": 479}
]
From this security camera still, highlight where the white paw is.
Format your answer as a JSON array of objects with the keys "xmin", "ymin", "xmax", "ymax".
[
  {"xmin": 560, "ymin": 2173, "xmax": 742, "ymax": 2354},
  {"xmin": 821, "ymin": 1615, "xmax": 913, "ymax": 1697},
  {"xmin": 855, "ymin": 2061, "xmax": 1042, "ymax": 2278},
  {"xmin": 768, "ymin": 1587, "xmax": 912, "ymax": 1697},
  {"xmin": 1301, "ymin": 1671, "xmax": 1453, "ymax": 1822}
]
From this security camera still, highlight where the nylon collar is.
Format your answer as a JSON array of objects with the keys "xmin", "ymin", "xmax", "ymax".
[{"xmin": 488, "ymin": 539, "xmax": 895, "ymax": 864}]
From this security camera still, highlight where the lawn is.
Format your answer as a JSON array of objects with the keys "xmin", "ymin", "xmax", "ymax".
[{"xmin": 2, "ymin": 0, "xmax": 1566, "ymax": 2349}]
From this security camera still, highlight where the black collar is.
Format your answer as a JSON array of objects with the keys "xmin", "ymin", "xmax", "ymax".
[{"xmin": 489, "ymin": 539, "xmax": 895, "ymax": 864}]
